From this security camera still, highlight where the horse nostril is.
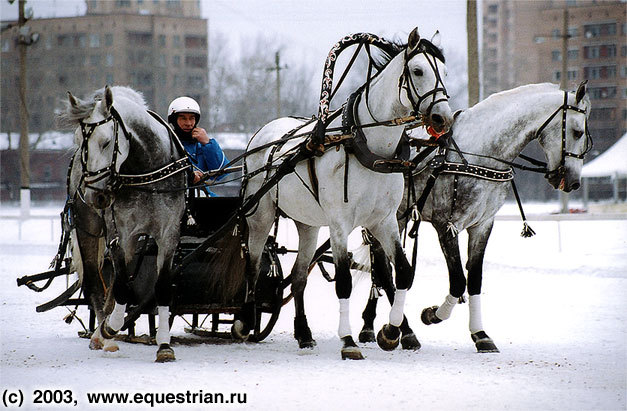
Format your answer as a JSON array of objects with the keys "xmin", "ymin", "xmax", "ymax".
[
  {"xmin": 430, "ymin": 114, "xmax": 444, "ymax": 126},
  {"xmin": 571, "ymin": 182, "xmax": 581, "ymax": 191}
]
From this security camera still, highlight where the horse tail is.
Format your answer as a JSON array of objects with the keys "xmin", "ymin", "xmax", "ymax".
[{"xmin": 204, "ymin": 221, "xmax": 247, "ymax": 303}]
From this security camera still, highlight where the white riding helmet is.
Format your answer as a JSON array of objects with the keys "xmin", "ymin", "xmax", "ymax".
[{"xmin": 168, "ymin": 96, "xmax": 200, "ymax": 124}]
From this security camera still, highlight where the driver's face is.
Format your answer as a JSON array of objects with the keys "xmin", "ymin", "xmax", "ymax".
[{"xmin": 176, "ymin": 112, "xmax": 196, "ymax": 132}]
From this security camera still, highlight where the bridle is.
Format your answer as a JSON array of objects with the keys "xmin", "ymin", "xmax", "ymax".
[
  {"xmin": 535, "ymin": 91, "xmax": 593, "ymax": 181},
  {"xmin": 78, "ymin": 105, "xmax": 131, "ymax": 195},
  {"xmin": 398, "ymin": 40, "xmax": 449, "ymax": 121}
]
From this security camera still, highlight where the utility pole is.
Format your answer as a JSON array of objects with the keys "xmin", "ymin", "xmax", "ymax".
[
  {"xmin": 467, "ymin": 0, "xmax": 480, "ymax": 106},
  {"xmin": 18, "ymin": 0, "xmax": 30, "ymax": 217},
  {"xmin": 267, "ymin": 51, "xmax": 287, "ymax": 118},
  {"xmin": 559, "ymin": 6, "xmax": 569, "ymax": 213}
]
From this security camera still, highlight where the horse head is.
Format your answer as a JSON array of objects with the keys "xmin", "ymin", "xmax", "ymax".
[
  {"xmin": 66, "ymin": 86, "xmax": 131, "ymax": 209},
  {"xmin": 400, "ymin": 28, "xmax": 453, "ymax": 137},
  {"xmin": 538, "ymin": 81, "xmax": 592, "ymax": 193}
]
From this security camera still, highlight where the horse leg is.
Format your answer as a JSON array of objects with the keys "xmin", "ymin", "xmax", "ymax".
[
  {"xmin": 96, "ymin": 235, "xmax": 138, "ymax": 352},
  {"xmin": 421, "ymin": 224, "xmax": 466, "ymax": 326},
  {"xmin": 74, "ymin": 234, "xmax": 112, "ymax": 350},
  {"xmin": 232, "ymin": 196, "xmax": 276, "ymax": 341},
  {"xmin": 291, "ymin": 222, "xmax": 319, "ymax": 349},
  {"xmin": 329, "ymin": 225, "xmax": 364, "ymax": 360},
  {"xmin": 467, "ymin": 221, "xmax": 499, "ymax": 353},
  {"xmin": 368, "ymin": 221, "xmax": 415, "ymax": 352},
  {"xmin": 360, "ymin": 238, "xmax": 420, "ymax": 349},
  {"xmin": 153, "ymin": 234, "xmax": 178, "ymax": 363}
]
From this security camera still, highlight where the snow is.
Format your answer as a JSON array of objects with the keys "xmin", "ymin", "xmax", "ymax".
[
  {"xmin": 582, "ymin": 133, "xmax": 627, "ymax": 178},
  {"xmin": 1, "ymin": 203, "xmax": 626, "ymax": 410}
]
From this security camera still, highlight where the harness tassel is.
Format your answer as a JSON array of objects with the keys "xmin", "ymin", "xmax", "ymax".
[
  {"xmin": 520, "ymin": 222, "xmax": 536, "ymax": 238},
  {"xmin": 446, "ymin": 222, "xmax": 459, "ymax": 237}
]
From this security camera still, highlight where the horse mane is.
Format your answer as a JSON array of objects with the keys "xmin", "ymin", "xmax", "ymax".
[
  {"xmin": 56, "ymin": 86, "xmax": 147, "ymax": 129},
  {"xmin": 372, "ymin": 37, "xmax": 446, "ymax": 71}
]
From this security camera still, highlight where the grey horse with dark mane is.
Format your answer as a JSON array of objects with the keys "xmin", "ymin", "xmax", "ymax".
[
  {"xmin": 58, "ymin": 85, "xmax": 187, "ymax": 362},
  {"xmin": 359, "ymin": 82, "xmax": 592, "ymax": 353}
]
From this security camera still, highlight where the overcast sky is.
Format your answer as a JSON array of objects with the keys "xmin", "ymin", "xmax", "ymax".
[{"xmin": 1, "ymin": 0, "xmax": 469, "ymax": 62}]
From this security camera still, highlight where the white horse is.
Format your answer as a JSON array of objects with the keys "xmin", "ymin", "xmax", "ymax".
[
  {"xmin": 59, "ymin": 86, "xmax": 187, "ymax": 362},
  {"xmin": 239, "ymin": 28, "xmax": 454, "ymax": 359},
  {"xmin": 362, "ymin": 82, "xmax": 592, "ymax": 353}
]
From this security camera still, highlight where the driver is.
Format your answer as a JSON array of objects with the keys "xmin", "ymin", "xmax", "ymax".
[{"xmin": 167, "ymin": 97, "xmax": 227, "ymax": 196}]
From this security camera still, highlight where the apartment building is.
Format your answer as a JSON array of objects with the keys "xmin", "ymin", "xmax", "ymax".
[
  {"xmin": 481, "ymin": 0, "xmax": 626, "ymax": 155},
  {"xmin": 1, "ymin": 0, "xmax": 207, "ymax": 133}
]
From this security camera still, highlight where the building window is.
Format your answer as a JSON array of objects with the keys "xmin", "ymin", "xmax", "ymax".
[
  {"xmin": 567, "ymin": 70, "xmax": 577, "ymax": 80},
  {"xmin": 186, "ymin": 75, "xmax": 205, "ymax": 88},
  {"xmin": 554, "ymin": 71, "xmax": 561, "ymax": 82},
  {"xmin": 488, "ymin": 4, "xmax": 498, "ymax": 13},
  {"xmin": 622, "ymin": 66, "xmax": 627, "ymax": 78},
  {"xmin": 173, "ymin": 55, "xmax": 180, "ymax": 66},
  {"xmin": 89, "ymin": 33, "xmax": 100, "ymax": 48},
  {"xmin": 90, "ymin": 55, "xmax": 101, "ymax": 66},
  {"xmin": 127, "ymin": 32, "xmax": 152, "ymax": 46},
  {"xmin": 584, "ymin": 23, "xmax": 617, "ymax": 38},
  {"xmin": 105, "ymin": 54, "xmax": 114, "ymax": 66},
  {"xmin": 105, "ymin": 33, "xmax": 113, "ymax": 46},
  {"xmin": 173, "ymin": 35, "xmax": 181, "ymax": 47},
  {"xmin": 590, "ymin": 107, "xmax": 616, "ymax": 121},
  {"xmin": 567, "ymin": 49, "xmax": 578, "ymax": 60},
  {"xmin": 567, "ymin": 27, "xmax": 578, "ymax": 38},
  {"xmin": 552, "ymin": 50, "xmax": 561, "ymax": 61},
  {"xmin": 158, "ymin": 54, "xmax": 166, "ymax": 67},
  {"xmin": 106, "ymin": 73, "xmax": 114, "ymax": 84},
  {"xmin": 158, "ymin": 35, "xmax": 166, "ymax": 47},
  {"xmin": 185, "ymin": 55, "xmax": 206, "ymax": 68},
  {"xmin": 77, "ymin": 34, "xmax": 87, "ymax": 48},
  {"xmin": 584, "ymin": 66, "xmax": 616, "ymax": 80},
  {"xmin": 115, "ymin": 0, "xmax": 131, "ymax": 6},
  {"xmin": 589, "ymin": 87, "xmax": 616, "ymax": 99},
  {"xmin": 622, "ymin": 46, "xmax": 627, "ymax": 57},
  {"xmin": 551, "ymin": 29, "xmax": 560, "ymax": 39},
  {"xmin": 185, "ymin": 35, "xmax": 207, "ymax": 48},
  {"xmin": 2, "ymin": 39, "xmax": 9, "ymax": 52},
  {"xmin": 584, "ymin": 46, "xmax": 599, "ymax": 59}
]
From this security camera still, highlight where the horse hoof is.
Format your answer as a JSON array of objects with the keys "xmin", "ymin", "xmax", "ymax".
[
  {"xmin": 400, "ymin": 332, "xmax": 421, "ymax": 350},
  {"xmin": 376, "ymin": 324, "xmax": 400, "ymax": 351},
  {"xmin": 341, "ymin": 336, "xmax": 364, "ymax": 360},
  {"xmin": 421, "ymin": 306, "xmax": 442, "ymax": 325},
  {"xmin": 155, "ymin": 344, "xmax": 176, "ymax": 362},
  {"xmin": 103, "ymin": 339, "xmax": 119, "ymax": 352},
  {"xmin": 89, "ymin": 336, "xmax": 104, "ymax": 350},
  {"xmin": 231, "ymin": 320, "xmax": 250, "ymax": 342},
  {"xmin": 471, "ymin": 331, "xmax": 500, "ymax": 353},
  {"xmin": 358, "ymin": 327, "xmax": 376, "ymax": 343},
  {"xmin": 298, "ymin": 339, "xmax": 317, "ymax": 349}
]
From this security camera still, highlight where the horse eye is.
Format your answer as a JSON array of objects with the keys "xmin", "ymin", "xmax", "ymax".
[
  {"xmin": 413, "ymin": 68, "xmax": 424, "ymax": 76},
  {"xmin": 573, "ymin": 130, "xmax": 584, "ymax": 139},
  {"xmin": 101, "ymin": 140, "xmax": 110, "ymax": 149}
]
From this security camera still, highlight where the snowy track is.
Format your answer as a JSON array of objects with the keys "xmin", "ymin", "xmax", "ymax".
[{"xmin": 1, "ymin": 206, "xmax": 625, "ymax": 410}]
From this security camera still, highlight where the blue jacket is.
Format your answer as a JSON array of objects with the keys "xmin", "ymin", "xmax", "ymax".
[{"xmin": 182, "ymin": 139, "xmax": 227, "ymax": 196}]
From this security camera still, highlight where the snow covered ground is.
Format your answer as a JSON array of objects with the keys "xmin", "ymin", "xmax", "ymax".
[{"xmin": 1, "ymin": 203, "xmax": 625, "ymax": 410}]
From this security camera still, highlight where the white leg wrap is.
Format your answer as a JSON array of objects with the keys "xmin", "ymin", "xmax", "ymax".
[
  {"xmin": 338, "ymin": 299, "xmax": 351, "ymax": 338},
  {"xmin": 107, "ymin": 303, "xmax": 127, "ymax": 332},
  {"xmin": 156, "ymin": 306, "xmax": 171, "ymax": 346},
  {"xmin": 435, "ymin": 294, "xmax": 458, "ymax": 321},
  {"xmin": 469, "ymin": 294, "xmax": 484, "ymax": 334},
  {"xmin": 389, "ymin": 289, "xmax": 407, "ymax": 327}
]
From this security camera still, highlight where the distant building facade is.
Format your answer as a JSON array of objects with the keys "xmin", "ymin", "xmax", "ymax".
[
  {"xmin": 481, "ymin": 0, "xmax": 626, "ymax": 156},
  {"xmin": 1, "ymin": 0, "xmax": 207, "ymax": 134}
]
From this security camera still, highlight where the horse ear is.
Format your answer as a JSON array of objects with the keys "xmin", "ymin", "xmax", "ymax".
[
  {"xmin": 430, "ymin": 30, "xmax": 441, "ymax": 48},
  {"xmin": 102, "ymin": 85, "xmax": 114, "ymax": 114},
  {"xmin": 575, "ymin": 80, "xmax": 587, "ymax": 104},
  {"xmin": 67, "ymin": 91, "xmax": 79, "ymax": 108},
  {"xmin": 408, "ymin": 27, "xmax": 421, "ymax": 54}
]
